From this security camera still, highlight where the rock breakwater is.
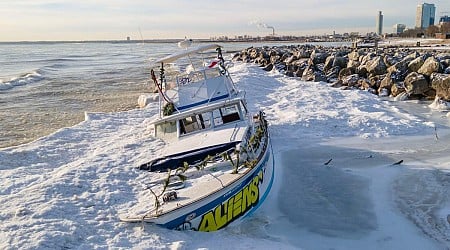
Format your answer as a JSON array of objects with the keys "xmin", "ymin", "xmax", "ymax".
[{"xmin": 233, "ymin": 45, "xmax": 450, "ymax": 102}]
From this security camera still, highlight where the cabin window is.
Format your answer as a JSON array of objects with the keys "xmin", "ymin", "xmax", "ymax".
[
  {"xmin": 155, "ymin": 121, "xmax": 177, "ymax": 140},
  {"xmin": 179, "ymin": 112, "xmax": 212, "ymax": 135},
  {"xmin": 212, "ymin": 104, "xmax": 241, "ymax": 126}
]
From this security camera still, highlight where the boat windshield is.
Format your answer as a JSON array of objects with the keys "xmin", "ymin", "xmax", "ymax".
[
  {"xmin": 155, "ymin": 102, "xmax": 244, "ymax": 139},
  {"xmin": 179, "ymin": 112, "xmax": 212, "ymax": 135},
  {"xmin": 175, "ymin": 67, "xmax": 221, "ymax": 87}
]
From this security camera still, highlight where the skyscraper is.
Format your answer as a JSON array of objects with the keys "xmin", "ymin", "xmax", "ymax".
[
  {"xmin": 393, "ymin": 24, "xmax": 406, "ymax": 34},
  {"xmin": 416, "ymin": 3, "xmax": 436, "ymax": 29},
  {"xmin": 376, "ymin": 11, "xmax": 383, "ymax": 35}
]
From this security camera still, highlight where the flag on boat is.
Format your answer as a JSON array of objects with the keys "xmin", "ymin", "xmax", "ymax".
[{"xmin": 207, "ymin": 60, "xmax": 219, "ymax": 68}]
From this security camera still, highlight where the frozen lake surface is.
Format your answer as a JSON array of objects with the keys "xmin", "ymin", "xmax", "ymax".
[{"xmin": 0, "ymin": 61, "xmax": 449, "ymax": 249}]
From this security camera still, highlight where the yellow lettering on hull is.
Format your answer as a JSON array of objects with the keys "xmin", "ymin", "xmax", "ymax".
[{"xmin": 198, "ymin": 169, "xmax": 265, "ymax": 231}]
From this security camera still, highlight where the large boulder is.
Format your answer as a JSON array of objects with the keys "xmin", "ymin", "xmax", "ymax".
[
  {"xmin": 384, "ymin": 55, "xmax": 400, "ymax": 68},
  {"xmin": 366, "ymin": 56, "xmax": 387, "ymax": 76},
  {"xmin": 368, "ymin": 74, "xmax": 385, "ymax": 89},
  {"xmin": 326, "ymin": 66, "xmax": 340, "ymax": 81},
  {"xmin": 333, "ymin": 56, "xmax": 348, "ymax": 69},
  {"xmin": 404, "ymin": 72, "xmax": 430, "ymax": 95},
  {"xmin": 310, "ymin": 50, "xmax": 329, "ymax": 64},
  {"xmin": 387, "ymin": 60, "xmax": 409, "ymax": 77},
  {"xmin": 408, "ymin": 56, "xmax": 426, "ymax": 72},
  {"xmin": 403, "ymin": 51, "xmax": 420, "ymax": 62},
  {"xmin": 436, "ymin": 53, "xmax": 450, "ymax": 62},
  {"xmin": 342, "ymin": 74, "xmax": 360, "ymax": 87},
  {"xmin": 347, "ymin": 60, "xmax": 360, "ymax": 68},
  {"xmin": 391, "ymin": 82, "xmax": 406, "ymax": 97},
  {"xmin": 430, "ymin": 73, "xmax": 450, "ymax": 101},
  {"xmin": 379, "ymin": 72, "xmax": 394, "ymax": 94},
  {"xmin": 302, "ymin": 65, "xmax": 326, "ymax": 82},
  {"xmin": 348, "ymin": 51, "xmax": 360, "ymax": 61},
  {"xmin": 324, "ymin": 55, "xmax": 335, "ymax": 72},
  {"xmin": 417, "ymin": 56, "xmax": 442, "ymax": 76},
  {"xmin": 338, "ymin": 67, "xmax": 355, "ymax": 80}
]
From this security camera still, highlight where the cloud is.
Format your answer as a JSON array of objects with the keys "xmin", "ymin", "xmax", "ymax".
[{"xmin": 1, "ymin": 0, "xmax": 450, "ymax": 41}]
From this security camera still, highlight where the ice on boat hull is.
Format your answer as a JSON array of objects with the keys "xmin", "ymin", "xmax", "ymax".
[
  {"xmin": 121, "ymin": 137, "xmax": 274, "ymax": 232},
  {"xmin": 121, "ymin": 44, "xmax": 274, "ymax": 232}
]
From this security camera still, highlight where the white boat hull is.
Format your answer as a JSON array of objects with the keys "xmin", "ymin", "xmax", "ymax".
[{"xmin": 122, "ymin": 137, "xmax": 274, "ymax": 232}]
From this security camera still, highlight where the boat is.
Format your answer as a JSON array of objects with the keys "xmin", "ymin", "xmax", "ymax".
[{"xmin": 120, "ymin": 44, "xmax": 274, "ymax": 232}]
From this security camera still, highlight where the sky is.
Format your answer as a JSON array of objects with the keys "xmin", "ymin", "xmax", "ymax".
[{"xmin": 1, "ymin": 0, "xmax": 450, "ymax": 41}]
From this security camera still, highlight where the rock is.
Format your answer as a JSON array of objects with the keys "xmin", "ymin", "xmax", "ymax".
[
  {"xmin": 302, "ymin": 66, "xmax": 326, "ymax": 82},
  {"xmin": 324, "ymin": 55, "xmax": 335, "ymax": 71},
  {"xmin": 358, "ymin": 78, "xmax": 372, "ymax": 90},
  {"xmin": 326, "ymin": 66, "xmax": 340, "ymax": 81},
  {"xmin": 342, "ymin": 74, "xmax": 360, "ymax": 87},
  {"xmin": 430, "ymin": 73, "xmax": 450, "ymax": 101},
  {"xmin": 417, "ymin": 56, "xmax": 442, "ymax": 76},
  {"xmin": 440, "ymin": 59, "xmax": 450, "ymax": 68},
  {"xmin": 310, "ymin": 50, "xmax": 328, "ymax": 64},
  {"xmin": 388, "ymin": 60, "xmax": 408, "ymax": 74},
  {"xmin": 404, "ymin": 72, "xmax": 430, "ymax": 96},
  {"xmin": 368, "ymin": 74, "xmax": 385, "ymax": 89},
  {"xmin": 403, "ymin": 51, "xmax": 420, "ymax": 62},
  {"xmin": 391, "ymin": 82, "xmax": 406, "ymax": 97},
  {"xmin": 293, "ymin": 49, "xmax": 311, "ymax": 58},
  {"xmin": 444, "ymin": 66, "xmax": 450, "ymax": 74},
  {"xmin": 301, "ymin": 66, "xmax": 315, "ymax": 81},
  {"xmin": 408, "ymin": 55, "xmax": 426, "ymax": 72},
  {"xmin": 384, "ymin": 55, "xmax": 400, "ymax": 68},
  {"xmin": 379, "ymin": 88, "xmax": 389, "ymax": 97},
  {"xmin": 366, "ymin": 56, "xmax": 387, "ymax": 76},
  {"xmin": 436, "ymin": 53, "xmax": 450, "ymax": 62},
  {"xmin": 348, "ymin": 51, "xmax": 360, "ymax": 61},
  {"xmin": 338, "ymin": 67, "xmax": 355, "ymax": 80},
  {"xmin": 274, "ymin": 62, "xmax": 286, "ymax": 72},
  {"xmin": 295, "ymin": 68, "xmax": 305, "ymax": 77},
  {"xmin": 284, "ymin": 55, "xmax": 298, "ymax": 65},
  {"xmin": 330, "ymin": 80, "xmax": 343, "ymax": 88},
  {"xmin": 347, "ymin": 60, "xmax": 360, "ymax": 68},
  {"xmin": 333, "ymin": 57, "xmax": 348, "ymax": 69},
  {"xmin": 270, "ymin": 55, "xmax": 280, "ymax": 64},
  {"xmin": 379, "ymin": 72, "xmax": 394, "ymax": 95},
  {"xmin": 262, "ymin": 63, "xmax": 273, "ymax": 71}
]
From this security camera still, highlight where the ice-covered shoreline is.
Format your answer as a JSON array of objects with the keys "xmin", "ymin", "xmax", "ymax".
[{"xmin": 1, "ymin": 61, "xmax": 449, "ymax": 249}]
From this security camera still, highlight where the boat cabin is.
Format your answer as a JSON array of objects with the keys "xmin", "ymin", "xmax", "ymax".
[{"xmin": 153, "ymin": 98, "xmax": 248, "ymax": 140}]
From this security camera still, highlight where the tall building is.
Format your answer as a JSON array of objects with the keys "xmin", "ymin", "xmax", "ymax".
[
  {"xmin": 393, "ymin": 24, "xmax": 406, "ymax": 34},
  {"xmin": 376, "ymin": 11, "xmax": 383, "ymax": 35},
  {"xmin": 439, "ymin": 15, "xmax": 450, "ymax": 24},
  {"xmin": 416, "ymin": 3, "xmax": 436, "ymax": 29}
]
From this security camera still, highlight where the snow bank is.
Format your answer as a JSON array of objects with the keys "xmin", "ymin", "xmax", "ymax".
[{"xmin": 0, "ymin": 62, "xmax": 449, "ymax": 249}]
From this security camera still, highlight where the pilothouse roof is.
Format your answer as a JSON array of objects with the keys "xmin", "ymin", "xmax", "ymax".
[{"xmin": 151, "ymin": 44, "xmax": 222, "ymax": 65}]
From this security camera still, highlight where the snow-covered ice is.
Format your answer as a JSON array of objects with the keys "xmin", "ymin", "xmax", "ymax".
[{"xmin": 0, "ymin": 62, "xmax": 449, "ymax": 249}]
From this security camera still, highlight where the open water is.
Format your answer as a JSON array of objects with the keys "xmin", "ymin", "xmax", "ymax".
[
  {"xmin": 0, "ymin": 41, "xmax": 349, "ymax": 148},
  {"xmin": 0, "ymin": 42, "xmax": 239, "ymax": 148}
]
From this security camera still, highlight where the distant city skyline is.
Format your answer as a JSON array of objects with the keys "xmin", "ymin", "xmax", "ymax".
[
  {"xmin": 1, "ymin": 0, "xmax": 450, "ymax": 41},
  {"xmin": 416, "ymin": 3, "xmax": 436, "ymax": 29}
]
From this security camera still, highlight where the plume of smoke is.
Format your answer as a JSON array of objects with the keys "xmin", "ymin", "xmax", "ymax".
[{"xmin": 249, "ymin": 20, "xmax": 274, "ymax": 30}]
